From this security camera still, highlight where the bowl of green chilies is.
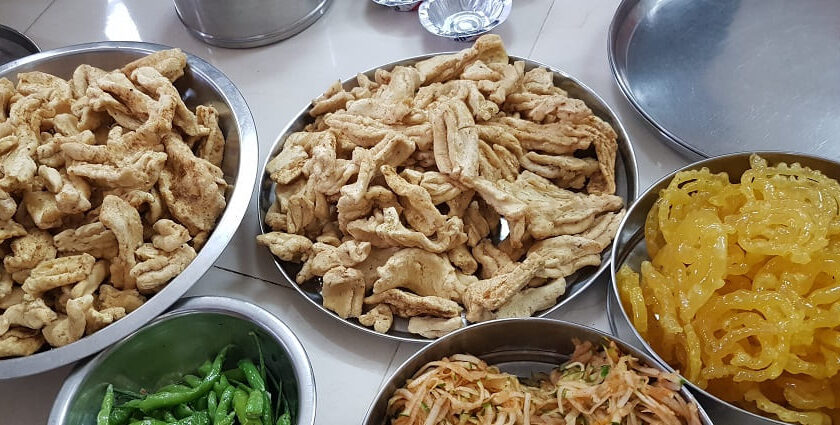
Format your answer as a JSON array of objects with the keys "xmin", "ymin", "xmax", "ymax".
[{"xmin": 48, "ymin": 296, "xmax": 316, "ymax": 425}]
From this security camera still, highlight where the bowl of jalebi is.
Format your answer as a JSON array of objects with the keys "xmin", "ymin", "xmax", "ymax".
[
  {"xmin": 609, "ymin": 152, "xmax": 840, "ymax": 425},
  {"xmin": 363, "ymin": 318, "xmax": 713, "ymax": 425}
]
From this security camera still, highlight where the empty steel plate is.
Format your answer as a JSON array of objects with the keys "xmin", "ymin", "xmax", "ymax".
[{"xmin": 609, "ymin": 0, "xmax": 840, "ymax": 159}]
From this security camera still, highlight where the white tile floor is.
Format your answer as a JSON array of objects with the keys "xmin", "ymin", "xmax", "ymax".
[{"xmin": 0, "ymin": 0, "xmax": 690, "ymax": 423}]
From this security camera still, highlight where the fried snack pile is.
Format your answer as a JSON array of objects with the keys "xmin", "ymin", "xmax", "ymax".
[
  {"xmin": 0, "ymin": 50, "xmax": 227, "ymax": 357},
  {"xmin": 258, "ymin": 35, "xmax": 624, "ymax": 338},
  {"xmin": 387, "ymin": 340, "xmax": 702, "ymax": 425},
  {"xmin": 617, "ymin": 155, "xmax": 840, "ymax": 425}
]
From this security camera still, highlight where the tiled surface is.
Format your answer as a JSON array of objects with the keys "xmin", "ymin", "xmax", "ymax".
[
  {"xmin": 0, "ymin": 0, "xmax": 53, "ymax": 32},
  {"xmin": 0, "ymin": 0, "xmax": 695, "ymax": 423}
]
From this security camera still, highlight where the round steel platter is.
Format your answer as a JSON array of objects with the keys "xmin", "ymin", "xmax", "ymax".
[{"xmin": 609, "ymin": 0, "xmax": 840, "ymax": 159}]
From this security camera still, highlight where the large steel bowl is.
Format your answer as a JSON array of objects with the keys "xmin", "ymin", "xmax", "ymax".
[
  {"xmin": 363, "ymin": 318, "xmax": 713, "ymax": 425},
  {"xmin": 48, "ymin": 296, "xmax": 316, "ymax": 425},
  {"xmin": 0, "ymin": 42, "xmax": 258, "ymax": 379},
  {"xmin": 608, "ymin": 152, "xmax": 840, "ymax": 425},
  {"xmin": 258, "ymin": 53, "xmax": 639, "ymax": 343}
]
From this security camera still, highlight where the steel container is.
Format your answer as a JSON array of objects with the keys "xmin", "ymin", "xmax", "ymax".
[
  {"xmin": 0, "ymin": 42, "xmax": 258, "ymax": 379},
  {"xmin": 174, "ymin": 0, "xmax": 332, "ymax": 48},
  {"xmin": 258, "ymin": 53, "xmax": 639, "ymax": 343},
  {"xmin": 49, "ymin": 296, "xmax": 316, "ymax": 425},
  {"xmin": 0, "ymin": 24, "xmax": 39, "ymax": 65},
  {"xmin": 608, "ymin": 151, "xmax": 840, "ymax": 425},
  {"xmin": 363, "ymin": 318, "xmax": 713, "ymax": 425}
]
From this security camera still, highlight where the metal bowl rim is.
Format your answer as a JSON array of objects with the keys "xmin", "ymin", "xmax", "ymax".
[
  {"xmin": 608, "ymin": 150, "xmax": 840, "ymax": 425},
  {"xmin": 0, "ymin": 41, "xmax": 258, "ymax": 379},
  {"xmin": 258, "ymin": 51, "xmax": 639, "ymax": 343},
  {"xmin": 362, "ymin": 317, "xmax": 713, "ymax": 425},
  {"xmin": 48, "ymin": 295, "xmax": 317, "ymax": 425}
]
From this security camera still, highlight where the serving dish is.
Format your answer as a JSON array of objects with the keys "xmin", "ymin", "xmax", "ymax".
[
  {"xmin": 0, "ymin": 41, "xmax": 257, "ymax": 379},
  {"xmin": 609, "ymin": 0, "xmax": 840, "ymax": 159},
  {"xmin": 363, "ymin": 318, "xmax": 713, "ymax": 425},
  {"xmin": 418, "ymin": 0, "xmax": 512, "ymax": 42},
  {"xmin": 258, "ymin": 52, "xmax": 638, "ymax": 343},
  {"xmin": 0, "ymin": 24, "xmax": 39, "ymax": 65},
  {"xmin": 49, "ymin": 295, "xmax": 316, "ymax": 425},
  {"xmin": 174, "ymin": 0, "xmax": 332, "ymax": 48},
  {"xmin": 608, "ymin": 151, "xmax": 840, "ymax": 425}
]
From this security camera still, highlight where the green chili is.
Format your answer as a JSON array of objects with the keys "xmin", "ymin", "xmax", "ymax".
[
  {"xmin": 127, "ymin": 420, "xmax": 168, "ymax": 425},
  {"xmin": 239, "ymin": 359, "xmax": 265, "ymax": 392},
  {"xmin": 233, "ymin": 389, "xmax": 250, "ymax": 424},
  {"xmin": 97, "ymin": 384, "xmax": 114, "ymax": 425},
  {"xmin": 174, "ymin": 412, "xmax": 210, "ymax": 425},
  {"xmin": 194, "ymin": 394, "xmax": 208, "ymax": 411},
  {"xmin": 126, "ymin": 346, "xmax": 231, "ymax": 412},
  {"xmin": 175, "ymin": 403, "xmax": 194, "ymax": 419},
  {"xmin": 261, "ymin": 391, "xmax": 272, "ymax": 425},
  {"xmin": 163, "ymin": 411, "xmax": 177, "ymax": 422},
  {"xmin": 183, "ymin": 374, "xmax": 202, "ymax": 388},
  {"xmin": 197, "ymin": 360, "xmax": 212, "ymax": 377},
  {"xmin": 108, "ymin": 407, "xmax": 133, "ymax": 425},
  {"xmin": 245, "ymin": 389, "xmax": 263, "ymax": 419},
  {"xmin": 207, "ymin": 391, "xmax": 217, "ymax": 420},
  {"xmin": 214, "ymin": 386, "xmax": 235, "ymax": 424},
  {"xmin": 156, "ymin": 384, "xmax": 192, "ymax": 394},
  {"xmin": 216, "ymin": 412, "xmax": 235, "ymax": 425}
]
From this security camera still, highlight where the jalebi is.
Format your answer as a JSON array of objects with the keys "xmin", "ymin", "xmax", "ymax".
[{"xmin": 618, "ymin": 155, "xmax": 840, "ymax": 425}]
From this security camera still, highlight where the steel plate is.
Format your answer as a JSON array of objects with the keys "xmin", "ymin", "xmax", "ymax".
[
  {"xmin": 609, "ymin": 0, "xmax": 840, "ymax": 159},
  {"xmin": 259, "ymin": 54, "xmax": 639, "ymax": 343}
]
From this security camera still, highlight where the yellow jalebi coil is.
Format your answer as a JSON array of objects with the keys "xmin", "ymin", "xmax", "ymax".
[{"xmin": 617, "ymin": 155, "xmax": 840, "ymax": 425}]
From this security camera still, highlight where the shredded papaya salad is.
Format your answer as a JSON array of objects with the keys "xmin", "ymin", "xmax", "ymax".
[{"xmin": 387, "ymin": 339, "xmax": 702, "ymax": 425}]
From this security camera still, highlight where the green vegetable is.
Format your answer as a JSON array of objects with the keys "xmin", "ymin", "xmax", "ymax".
[
  {"xmin": 183, "ymin": 374, "xmax": 202, "ymax": 388},
  {"xmin": 421, "ymin": 401, "xmax": 430, "ymax": 412},
  {"xmin": 97, "ymin": 384, "xmax": 114, "ymax": 425},
  {"xmin": 198, "ymin": 360, "xmax": 212, "ymax": 377},
  {"xmin": 215, "ymin": 386, "xmax": 235, "ymax": 424},
  {"xmin": 233, "ymin": 388, "xmax": 250, "ymax": 424},
  {"xmin": 217, "ymin": 412, "xmax": 235, "ymax": 425},
  {"xmin": 261, "ymin": 391, "xmax": 272, "ymax": 425},
  {"xmin": 174, "ymin": 412, "xmax": 210, "ymax": 425},
  {"xmin": 239, "ymin": 359, "xmax": 266, "ymax": 392},
  {"xmin": 127, "ymin": 420, "xmax": 168, "ymax": 425},
  {"xmin": 175, "ymin": 403, "xmax": 194, "ymax": 419},
  {"xmin": 276, "ymin": 411, "xmax": 291, "ymax": 425},
  {"xmin": 126, "ymin": 346, "xmax": 231, "ymax": 412},
  {"xmin": 156, "ymin": 384, "xmax": 192, "ymax": 394},
  {"xmin": 109, "ymin": 407, "xmax": 133, "ymax": 425},
  {"xmin": 600, "ymin": 365, "xmax": 610, "ymax": 378},
  {"xmin": 194, "ymin": 394, "xmax": 209, "ymax": 411},
  {"xmin": 245, "ymin": 389, "xmax": 263, "ymax": 419},
  {"xmin": 163, "ymin": 411, "xmax": 177, "ymax": 422},
  {"xmin": 207, "ymin": 391, "xmax": 217, "ymax": 419}
]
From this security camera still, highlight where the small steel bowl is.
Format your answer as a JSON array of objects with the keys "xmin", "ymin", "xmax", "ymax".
[
  {"xmin": 0, "ymin": 24, "xmax": 39, "ymax": 65},
  {"xmin": 608, "ymin": 151, "xmax": 840, "ymax": 425},
  {"xmin": 418, "ymin": 0, "xmax": 511, "ymax": 42},
  {"xmin": 371, "ymin": 0, "xmax": 422, "ymax": 12},
  {"xmin": 363, "ymin": 318, "xmax": 713, "ymax": 425},
  {"xmin": 0, "ymin": 42, "xmax": 258, "ymax": 379},
  {"xmin": 258, "ymin": 53, "xmax": 638, "ymax": 343},
  {"xmin": 174, "ymin": 0, "xmax": 332, "ymax": 48},
  {"xmin": 48, "ymin": 296, "xmax": 316, "ymax": 425}
]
